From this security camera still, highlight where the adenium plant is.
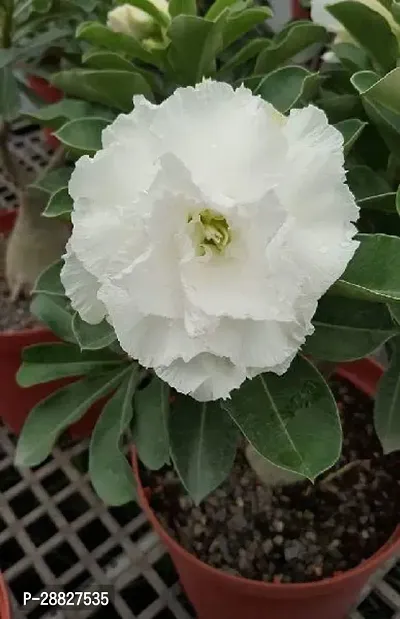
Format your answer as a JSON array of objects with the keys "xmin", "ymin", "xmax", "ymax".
[{"xmin": 14, "ymin": 0, "xmax": 400, "ymax": 506}]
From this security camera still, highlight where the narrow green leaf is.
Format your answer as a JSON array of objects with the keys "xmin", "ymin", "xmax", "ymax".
[
  {"xmin": 303, "ymin": 297, "xmax": 397, "ymax": 361},
  {"xmin": 255, "ymin": 21, "xmax": 328, "ymax": 74},
  {"xmin": 72, "ymin": 313, "xmax": 117, "ymax": 351},
  {"xmin": 335, "ymin": 118, "xmax": 367, "ymax": 155},
  {"xmin": 256, "ymin": 65, "xmax": 320, "ymax": 113},
  {"xmin": 134, "ymin": 376, "xmax": 170, "ymax": 470},
  {"xmin": 334, "ymin": 234, "xmax": 400, "ymax": 302},
  {"xmin": 318, "ymin": 91, "xmax": 361, "ymax": 124},
  {"xmin": 17, "ymin": 343, "xmax": 122, "ymax": 387},
  {"xmin": 55, "ymin": 117, "xmax": 108, "ymax": 155},
  {"xmin": 222, "ymin": 6, "xmax": 273, "ymax": 49},
  {"xmin": 0, "ymin": 68, "xmax": 20, "ymax": 122},
  {"xmin": 223, "ymin": 356, "xmax": 341, "ymax": 481},
  {"xmin": 0, "ymin": 28, "xmax": 70, "ymax": 69},
  {"xmin": 393, "ymin": 1, "xmax": 400, "ymax": 23},
  {"xmin": 76, "ymin": 21, "xmax": 159, "ymax": 67},
  {"xmin": 15, "ymin": 366, "xmax": 129, "ymax": 467},
  {"xmin": 169, "ymin": 0, "xmax": 197, "ymax": 17},
  {"xmin": 33, "ymin": 0, "xmax": 52, "ymax": 12},
  {"xmin": 327, "ymin": 1, "xmax": 398, "ymax": 73},
  {"xmin": 167, "ymin": 14, "xmax": 225, "ymax": 84},
  {"xmin": 30, "ymin": 294, "xmax": 76, "ymax": 344},
  {"xmin": 169, "ymin": 396, "xmax": 239, "ymax": 504},
  {"xmin": 43, "ymin": 187, "xmax": 73, "ymax": 218},
  {"xmin": 33, "ymin": 260, "xmax": 65, "ymax": 297},
  {"xmin": 374, "ymin": 335, "xmax": 400, "ymax": 454},
  {"xmin": 89, "ymin": 367, "xmax": 139, "ymax": 505},
  {"xmin": 117, "ymin": 0, "xmax": 171, "ymax": 27},
  {"xmin": 51, "ymin": 70, "xmax": 153, "ymax": 112},
  {"xmin": 219, "ymin": 38, "xmax": 270, "ymax": 75}
]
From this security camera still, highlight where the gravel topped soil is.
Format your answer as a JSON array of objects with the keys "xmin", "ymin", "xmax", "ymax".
[{"xmin": 147, "ymin": 378, "xmax": 400, "ymax": 584}]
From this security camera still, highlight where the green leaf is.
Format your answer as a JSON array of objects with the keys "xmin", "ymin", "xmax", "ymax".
[
  {"xmin": 219, "ymin": 38, "xmax": 270, "ymax": 76},
  {"xmin": 374, "ymin": 335, "xmax": 400, "ymax": 454},
  {"xmin": 72, "ymin": 313, "xmax": 117, "ymax": 351},
  {"xmin": 15, "ymin": 366, "xmax": 129, "ymax": 467},
  {"xmin": 0, "ymin": 28, "xmax": 70, "ymax": 69},
  {"xmin": 335, "ymin": 119, "xmax": 367, "ymax": 155},
  {"xmin": 256, "ymin": 65, "xmax": 320, "ymax": 114},
  {"xmin": 334, "ymin": 234, "xmax": 400, "ymax": 302},
  {"xmin": 396, "ymin": 184, "xmax": 400, "ymax": 216},
  {"xmin": 43, "ymin": 187, "xmax": 73, "ymax": 219},
  {"xmin": 33, "ymin": 260, "xmax": 65, "ymax": 297},
  {"xmin": 52, "ymin": 70, "xmax": 153, "ymax": 112},
  {"xmin": 303, "ymin": 297, "xmax": 397, "ymax": 361},
  {"xmin": 205, "ymin": 0, "xmax": 237, "ymax": 20},
  {"xmin": 167, "ymin": 14, "xmax": 225, "ymax": 84},
  {"xmin": 222, "ymin": 6, "xmax": 273, "ymax": 49},
  {"xmin": 17, "ymin": 343, "xmax": 123, "ymax": 387},
  {"xmin": 169, "ymin": 396, "xmax": 239, "ymax": 504},
  {"xmin": 89, "ymin": 367, "xmax": 139, "ymax": 505},
  {"xmin": 24, "ymin": 99, "xmax": 94, "ymax": 131},
  {"xmin": 134, "ymin": 376, "xmax": 170, "ymax": 470},
  {"xmin": 0, "ymin": 68, "xmax": 20, "ymax": 122},
  {"xmin": 358, "ymin": 192, "xmax": 396, "ymax": 213},
  {"xmin": 223, "ymin": 356, "xmax": 341, "ymax": 481},
  {"xmin": 169, "ymin": 0, "xmax": 197, "ymax": 17},
  {"xmin": 346, "ymin": 164, "xmax": 391, "ymax": 200},
  {"xmin": 332, "ymin": 42, "xmax": 370, "ymax": 73},
  {"xmin": 393, "ymin": 1, "xmax": 400, "ymax": 23},
  {"xmin": 351, "ymin": 69, "xmax": 400, "ymax": 157},
  {"xmin": 318, "ymin": 91, "xmax": 361, "ymax": 123},
  {"xmin": 54, "ymin": 117, "xmax": 108, "ymax": 155},
  {"xmin": 255, "ymin": 21, "xmax": 328, "ymax": 74},
  {"xmin": 327, "ymin": 1, "xmax": 398, "ymax": 73},
  {"xmin": 76, "ymin": 21, "xmax": 159, "ymax": 67},
  {"xmin": 82, "ymin": 50, "xmax": 138, "ymax": 72},
  {"xmin": 30, "ymin": 294, "xmax": 76, "ymax": 343},
  {"xmin": 33, "ymin": 0, "xmax": 52, "ymax": 12},
  {"xmin": 29, "ymin": 167, "xmax": 72, "ymax": 196}
]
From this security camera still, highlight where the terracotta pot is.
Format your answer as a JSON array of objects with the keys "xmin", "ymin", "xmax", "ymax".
[
  {"xmin": 0, "ymin": 573, "xmax": 10, "ymax": 619},
  {"xmin": 133, "ymin": 359, "xmax": 400, "ymax": 619},
  {"xmin": 292, "ymin": 0, "xmax": 310, "ymax": 19},
  {"xmin": 0, "ymin": 210, "xmax": 101, "ymax": 439},
  {"xmin": 28, "ymin": 75, "xmax": 63, "ymax": 149}
]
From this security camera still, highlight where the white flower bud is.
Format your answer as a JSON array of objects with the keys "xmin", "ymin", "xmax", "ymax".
[{"xmin": 107, "ymin": 1, "xmax": 169, "ymax": 41}]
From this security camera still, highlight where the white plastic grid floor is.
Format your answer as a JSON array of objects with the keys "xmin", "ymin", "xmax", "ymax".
[{"xmin": 0, "ymin": 124, "xmax": 399, "ymax": 619}]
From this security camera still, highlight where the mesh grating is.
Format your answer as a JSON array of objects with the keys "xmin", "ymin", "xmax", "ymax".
[{"xmin": 0, "ymin": 124, "xmax": 399, "ymax": 619}]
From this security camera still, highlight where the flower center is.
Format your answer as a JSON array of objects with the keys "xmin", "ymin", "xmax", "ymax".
[{"xmin": 188, "ymin": 208, "xmax": 231, "ymax": 256}]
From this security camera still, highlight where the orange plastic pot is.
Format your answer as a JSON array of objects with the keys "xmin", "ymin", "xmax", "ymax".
[
  {"xmin": 28, "ymin": 75, "xmax": 63, "ymax": 149},
  {"xmin": 0, "ymin": 210, "xmax": 101, "ymax": 440},
  {"xmin": 133, "ymin": 359, "xmax": 400, "ymax": 619},
  {"xmin": 0, "ymin": 573, "xmax": 10, "ymax": 619}
]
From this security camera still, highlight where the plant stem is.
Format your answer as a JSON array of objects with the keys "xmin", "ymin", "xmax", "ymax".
[
  {"xmin": 319, "ymin": 459, "xmax": 370, "ymax": 490},
  {"xmin": 2, "ymin": 0, "xmax": 14, "ymax": 49}
]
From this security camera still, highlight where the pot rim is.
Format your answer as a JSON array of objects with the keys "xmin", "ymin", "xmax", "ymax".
[{"xmin": 132, "ymin": 358, "xmax": 400, "ymax": 596}]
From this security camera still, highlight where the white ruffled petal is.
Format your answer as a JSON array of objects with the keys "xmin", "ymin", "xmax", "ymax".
[{"xmin": 60, "ymin": 242, "xmax": 106, "ymax": 324}]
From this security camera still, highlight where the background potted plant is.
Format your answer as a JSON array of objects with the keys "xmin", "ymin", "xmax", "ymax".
[{"xmin": 13, "ymin": 1, "xmax": 400, "ymax": 619}]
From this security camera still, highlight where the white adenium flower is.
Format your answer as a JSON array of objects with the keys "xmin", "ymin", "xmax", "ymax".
[
  {"xmin": 61, "ymin": 80, "xmax": 359, "ymax": 402},
  {"xmin": 107, "ymin": 0, "xmax": 169, "ymax": 41},
  {"xmin": 311, "ymin": 0, "xmax": 400, "ymax": 39}
]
